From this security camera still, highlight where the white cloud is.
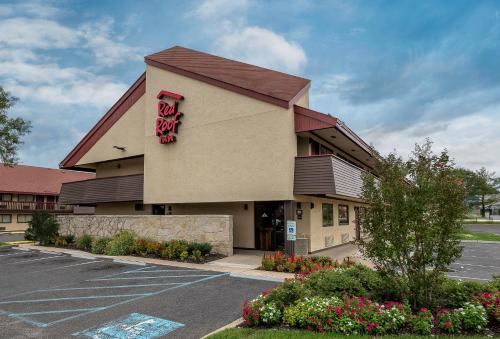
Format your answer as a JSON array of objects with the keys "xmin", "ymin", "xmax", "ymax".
[
  {"xmin": 361, "ymin": 106, "xmax": 500, "ymax": 173},
  {"xmin": 216, "ymin": 25, "xmax": 307, "ymax": 73},
  {"xmin": 0, "ymin": 18, "xmax": 76, "ymax": 48},
  {"xmin": 192, "ymin": 0, "xmax": 250, "ymax": 19},
  {"xmin": 79, "ymin": 18, "xmax": 143, "ymax": 67}
]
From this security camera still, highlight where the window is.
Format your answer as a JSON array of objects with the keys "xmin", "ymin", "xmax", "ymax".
[
  {"xmin": 18, "ymin": 195, "xmax": 34, "ymax": 202},
  {"xmin": 17, "ymin": 214, "xmax": 32, "ymax": 223},
  {"xmin": 322, "ymin": 203, "xmax": 334, "ymax": 227},
  {"xmin": 320, "ymin": 145, "xmax": 333, "ymax": 155},
  {"xmin": 338, "ymin": 205, "xmax": 349, "ymax": 225},
  {"xmin": 1, "ymin": 194, "xmax": 12, "ymax": 201},
  {"xmin": 134, "ymin": 203, "xmax": 144, "ymax": 211},
  {"xmin": 0, "ymin": 214, "xmax": 12, "ymax": 223}
]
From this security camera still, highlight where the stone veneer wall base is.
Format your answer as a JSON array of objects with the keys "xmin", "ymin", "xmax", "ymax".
[{"xmin": 56, "ymin": 215, "xmax": 233, "ymax": 256}]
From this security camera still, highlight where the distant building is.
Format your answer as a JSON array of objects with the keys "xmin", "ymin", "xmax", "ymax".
[{"xmin": 0, "ymin": 165, "xmax": 95, "ymax": 231}]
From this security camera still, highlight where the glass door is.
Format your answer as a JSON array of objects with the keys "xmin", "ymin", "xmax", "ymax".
[{"xmin": 254, "ymin": 201, "xmax": 285, "ymax": 251}]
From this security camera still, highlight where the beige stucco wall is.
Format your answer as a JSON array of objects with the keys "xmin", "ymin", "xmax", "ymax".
[
  {"xmin": 57, "ymin": 214, "xmax": 233, "ymax": 255},
  {"xmin": 77, "ymin": 96, "xmax": 145, "ymax": 166},
  {"xmin": 95, "ymin": 202, "xmax": 151, "ymax": 215},
  {"xmin": 143, "ymin": 65, "xmax": 300, "ymax": 204},
  {"xmin": 95, "ymin": 157, "xmax": 144, "ymax": 178},
  {"xmin": 295, "ymin": 195, "xmax": 360, "ymax": 252},
  {"xmin": 167, "ymin": 202, "xmax": 254, "ymax": 248},
  {"xmin": 0, "ymin": 213, "xmax": 30, "ymax": 231}
]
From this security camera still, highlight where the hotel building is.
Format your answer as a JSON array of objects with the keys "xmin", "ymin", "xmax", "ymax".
[{"xmin": 59, "ymin": 46, "xmax": 374, "ymax": 253}]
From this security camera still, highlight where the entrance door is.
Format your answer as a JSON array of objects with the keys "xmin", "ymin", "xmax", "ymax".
[
  {"xmin": 36, "ymin": 195, "xmax": 44, "ymax": 210},
  {"xmin": 354, "ymin": 206, "xmax": 361, "ymax": 241},
  {"xmin": 152, "ymin": 204, "xmax": 165, "ymax": 215},
  {"xmin": 254, "ymin": 201, "xmax": 285, "ymax": 251}
]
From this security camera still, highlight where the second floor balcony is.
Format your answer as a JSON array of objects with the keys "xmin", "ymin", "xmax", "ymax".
[
  {"xmin": 0, "ymin": 201, "xmax": 74, "ymax": 213},
  {"xmin": 294, "ymin": 154, "xmax": 366, "ymax": 199}
]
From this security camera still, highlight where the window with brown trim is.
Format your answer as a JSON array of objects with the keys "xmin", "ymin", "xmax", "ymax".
[
  {"xmin": 338, "ymin": 204, "xmax": 349, "ymax": 225},
  {"xmin": 18, "ymin": 195, "xmax": 34, "ymax": 202},
  {"xmin": 17, "ymin": 214, "xmax": 32, "ymax": 223},
  {"xmin": 322, "ymin": 203, "xmax": 334, "ymax": 227},
  {"xmin": 0, "ymin": 214, "xmax": 12, "ymax": 223},
  {"xmin": 1, "ymin": 194, "xmax": 12, "ymax": 201}
]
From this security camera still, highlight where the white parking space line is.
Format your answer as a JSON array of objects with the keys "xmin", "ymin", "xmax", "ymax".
[
  {"xmin": 0, "ymin": 293, "xmax": 153, "ymax": 305},
  {"xmin": 447, "ymin": 275, "xmax": 490, "ymax": 281},
  {"xmin": 6, "ymin": 255, "xmax": 63, "ymax": 264},
  {"xmin": 0, "ymin": 251, "xmax": 33, "ymax": 257},
  {"xmin": 30, "ymin": 260, "xmax": 105, "ymax": 274},
  {"xmin": 37, "ymin": 283, "xmax": 184, "ymax": 292},
  {"xmin": 452, "ymin": 262, "xmax": 500, "ymax": 269},
  {"xmin": 90, "ymin": 274, "xmax": 215, "ymax": 281}
]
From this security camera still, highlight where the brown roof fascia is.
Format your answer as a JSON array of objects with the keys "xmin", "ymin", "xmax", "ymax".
[
  {"xmin": 59, "ymin": 73, "xmax": 146, "ymax": 169},
  {"xmin": 294, "ymin": 105, "xmax": 373, "ymax": 156},
  {"xmin": 145, "ymin": 58, "xmax": 307, "ymax": 109}
]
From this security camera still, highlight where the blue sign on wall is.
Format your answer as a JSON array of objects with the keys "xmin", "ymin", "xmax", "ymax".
[{"xmin": 73, "ymin": 313, "xmax": 184, "ymax": 338}]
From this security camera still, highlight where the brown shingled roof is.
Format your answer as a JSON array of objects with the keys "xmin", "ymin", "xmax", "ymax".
[
  {"xmin": 0, "ymin": 164, "xmax": 95, "ymax": 195},
  {"xmin": 145, "ymin": 46, "xmax": 311, "ymax": 108}
]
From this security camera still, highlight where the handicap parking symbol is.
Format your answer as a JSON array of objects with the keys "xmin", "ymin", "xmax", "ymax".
[{"xmin": 73, "ymin": 313, "xmax": 184, "ymax": 338}]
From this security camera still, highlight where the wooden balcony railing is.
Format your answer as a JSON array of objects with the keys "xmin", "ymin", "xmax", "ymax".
[{"xmin": 0, "ymin": 201, "xmax": 74, "ymax": 213}]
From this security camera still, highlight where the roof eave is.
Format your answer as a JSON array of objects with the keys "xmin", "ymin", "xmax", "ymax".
[{"xmin": 145, "ymin": 57, "xmax": 309, "ymax": 109}]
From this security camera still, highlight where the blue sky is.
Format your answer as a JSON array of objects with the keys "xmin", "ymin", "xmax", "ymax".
[{"xmin": 1, "ymin": 0, "xmax": 499, "ymax": 173}]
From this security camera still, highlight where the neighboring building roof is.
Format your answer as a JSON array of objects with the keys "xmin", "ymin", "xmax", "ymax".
[
  {"xmin": 59, "ymin": 72, "xmax": 146, "ymax": 169},
  {"xmin": 0, "ymin": 164, "xmax": 95, "ymax": 195},
  {"xmin": 145, "ymin": 46, "xmax": 311, "ymax": 108}
]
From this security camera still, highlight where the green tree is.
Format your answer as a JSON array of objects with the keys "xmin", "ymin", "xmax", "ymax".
[
  {"xmin": 0, "ymin": 86, "xmax": 31, "ymax": 165},
  {"xmin": 25, "ymin": 212, "xmax": 59, "ymax": 245},
  {"xmin": 472, "ymin": 167, "xmax": 499, "ymax": 217},
  {"xmin": 360, "ymin": 140, "xmax": 467, "ymax": 309}
]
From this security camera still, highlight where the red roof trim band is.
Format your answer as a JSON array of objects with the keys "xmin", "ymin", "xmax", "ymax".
[{"xmin": 59, "ymin": 73, "xmax": 146, "ymax": 169}]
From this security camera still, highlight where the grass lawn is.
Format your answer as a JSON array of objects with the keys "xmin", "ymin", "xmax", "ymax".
[
  {"xmin": 0, "ymin": 242, "xmax": 6, "ymax": 246},
  {"xmin": 208, "ymin": 328, "xmax": 491, "ymax": 339},
  {"xmin": 459, "ymin": 230, "xmax": 500, "ymax": 241}
]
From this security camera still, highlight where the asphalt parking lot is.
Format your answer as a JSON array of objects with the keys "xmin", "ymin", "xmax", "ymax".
[
  {"xmin": 0, "ymin": 246, "xmax": 277, "ymax": 338},
  {"xmin": 448, "ymin": 241, "xmax": 500, "ymax": 281}
]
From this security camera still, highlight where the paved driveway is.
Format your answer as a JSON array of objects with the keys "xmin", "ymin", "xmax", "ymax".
[
  {"xmin": 464, "ymin": 223, "xmax": 500, "ymax": 235},
  {"xmin": 448, "ymin": 242, "xmax": 500, "ymax": 281},
  {"xmin": 0, "ymin": 246, "xmax": 277, "ymax": 338},
  {"xmin": 0, "ymin": 233, "xmax": 25, "ymax": 243}
]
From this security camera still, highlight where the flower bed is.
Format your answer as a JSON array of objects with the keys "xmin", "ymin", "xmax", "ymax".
[
  {"xmin": 51, "ymin": 231, "xmax": 223, "ymax": 263},
  {"xmin": 260, "ymin": 251, "xmax": 355, "ymax": 274},
  {"xmin": 243, "ymin": 264, "xmax": 500, "ymax": 336}
]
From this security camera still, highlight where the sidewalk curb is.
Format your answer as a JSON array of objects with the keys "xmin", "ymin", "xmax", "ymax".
[
  {"xmin": 460, "ymin": 240, "xmax": 500, "ymax": 244},
  {"xmin": 18, "ymin": 244, "xmax": 292, "ymax": 282},
  {"xmin": 201, "ymin": 318, "xmax": 244, "ymax": 338}
]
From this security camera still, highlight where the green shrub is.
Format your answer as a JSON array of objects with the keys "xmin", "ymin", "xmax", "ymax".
[
  {"xmin": 134, "ymin": 238, "xmax": 148, "ymax": 256},
  {"xmin": 303, "ymin": 267, "xmax": 367, "ymax": 298},
  {"xmin": 437, "ymin": 308, "xmax": 462, "ymax": 334},
  {"xmin": 106, "ymin": 230, "xmax": 137, "ymax": 256},
  {"xmin": 25, "ymin": 212, "xmax": 59, "ymax": 245},
  {"xmin": 411, "ymin": 308, "xmax": 433, "ymax": 335},
  {"xmin": 434, "ymin": 276, "xmax": 486, "ymax": 309},
  {"xmin": 266, "ymin": 279, "xmax": 308, "ymax": 310},
  {"xmin": 261, "ymin": 255, "xmax": 274, "ymax": 270},
  {"xmin": 180, "ymin": 250, "xmax": 189, "ymax": 261},
  {"xmin": 188, "ymin": 242, "xmax": 212, "ymax": 256},
  {"xmin": 162, "ymin": 240, "xmax": 189, "ymax": 260},
  {"xmin": 54, "ymin": 236, "xmax": 68, "ymax": 248},
  {"xmin": 62, "ymin": 234, "xmax": 75, "ymax": 244},
  {"xmin": 191, "ymin": 249, "xmax": 203, "ymax": 263},
  {"xmin": 91, "ymin": 237, "xmax": 112, "ymax": 254},
  {"xmin": 75, "ymin": 234, "xmax": 93, "ymax": 251},
  {"xmin": 459, "ymin": 302, "xmax": 488, "ymax": 332}
]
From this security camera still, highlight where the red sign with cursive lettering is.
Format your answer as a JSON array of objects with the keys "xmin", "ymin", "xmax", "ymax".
[{"xmin": 155, "ymin": 90, "xmax": 184, "ymax": 144}]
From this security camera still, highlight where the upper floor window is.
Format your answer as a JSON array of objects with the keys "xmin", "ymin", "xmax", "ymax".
[
  {"xmin": 338, "ymin": 204, "xmax": 349, "ymax": 225},
  {"xmin": 17, "ymin": 214, "xmax": 32, "ymax": 223},
  {"xmin": 1, "ymin": 194, "xmax": 12, "ymax": 201},
  {"xmin": 322, "ymin": 203, "xmax": 334, "ymax": 227},
  {"xmin": 0, "ymin": 214, "xmax": 11, "ymax": 223},
  {"xmin": 18, "ymin": 195, "xmax": 34, "ymax": 202}
]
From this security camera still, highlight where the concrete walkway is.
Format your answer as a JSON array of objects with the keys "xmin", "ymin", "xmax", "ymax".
[
  {"xmin": 310, "ymin": 243, "xmax": 374, "ymax": 267},
  {"xmin": 18, "ymin": 243, "xmax": 292, "ymax": 282}
]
